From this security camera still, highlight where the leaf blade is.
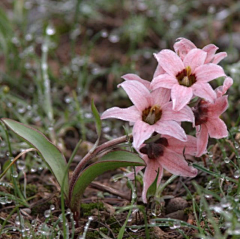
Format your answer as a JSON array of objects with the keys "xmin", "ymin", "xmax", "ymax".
[
  {"xmin": 1, "ymin": 118, "xmax": 69, "ymax": 196},
  {"xmin": 70, "ymin": 151, "xmax": 145, "ymax": 213}
]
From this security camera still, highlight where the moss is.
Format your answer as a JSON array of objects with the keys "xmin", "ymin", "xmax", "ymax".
[
  {"xmin": 86, "ymin": 230, "xmax": 100, "ymax": 239},
  {"xmin": 31, "ymin": 200, "xmax": 53, "ymax": 216},
  {"xmin": 25, "ymin": 184, "xmax": 38, "ymax": 197},
  {"xmin": 106, "ymin": 216, "xmax": 120, "ymax": 229},
  {"xmin": 80, "ymin": 202, "xmax": 104, "ymax": 217},
  {"xmin": 99, "ymin": 227, "xmax": 108, "ymax": 234}
]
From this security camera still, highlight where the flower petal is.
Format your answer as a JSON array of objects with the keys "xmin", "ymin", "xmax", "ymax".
[
  {"xmin": 167, "ymin": 135, "xmax": 197, "ymax": 156},
  {"xmin": 192, "ymin": 82, "xmax": 216, "ymax": 103},
  {"xmin": 154, "ymin": 50, "xmax": 184, "ymax": 77},
  {"xmin": 142, "ymin": 159, "xmax": 163, "ymax": 203},
  {"xmin": 119, "ymin": 81, "xmax": 150, "ymax": 111},
  {"xmin": 153, "ymin": 64, "xmax": 165, "ymax": 78},
  {"xmin": 212, "ymin": 52, "xmax": 227, "ymax": 64},
  {"xmin": 125, "ymin": 166, "xmax": 144, "ymax": 180},
  {"xmin": 150, "ymin": 87, "xmax": 171, "ymax": 106},
  {"xmin": 208, "ymin": 95, "xmax": 228, "ymax": 117},
  {"xmin": 183, "ymin": 49, "xmax": 207, "ymax": 72},
  {"xmin": 206, "ymin": 118, "xmax": 228, "ymax": 139},
  {"xmin": 173, "ymin": 38, "xmax": 196, "ymax": 60},
  {"xmin": 215, "ymin": 77, "xmax": 233, "ymax": 97},
  {"xmin": 202, "ymin": 44, "xmax": 218, "ymax": 63},
  {"xmin": 132, "ymin": 120, "xmax": 155, "ymax": 149},
  {"xmin": 101, "ymin": 106, "xmax": 140, "ymax": 122},
  {"xmin": 195, "ymin": 64, "xmax": 225, "ymax": 82},
  {"xmin": 154, "ymin": 120, "xmax": 187, "ymax": 141},
  {"xmin": 122, "ymin": 73, "xmax": 151, "ymax": 89},
  {"xmin": 151, "ymin": 74, "xmax": 177, "ymax": 90},
  {"xmin": 196, "ymin": 124, "xmax": 208, "ymax": 157},
  {"xmin": 101, "ymin": 105, "xmax": 141, "ymax": 122},
  {"xmin": 161, "ymin": 102, "xmax": 194, "ymax": 123},
  {"xmin": 171, "ymin": 84, "xmax": 193, "ymax": 111},
  {"xmin": 159, "ymin": 147, "xmax": 198, "ymax": 177}
]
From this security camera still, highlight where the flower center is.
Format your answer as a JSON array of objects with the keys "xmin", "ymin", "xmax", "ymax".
[
  {"xmin": 193, "ymin": 99, "xmax": 208, "ymax": 125},
  {"xmin": 140, "ymin": 137, "xmax": 169, "ymax": 159},
  {"xmin": 142, "ymin": 105, "xmax": 162, "ymax": 125},
  {"xmin": 176, "ymin": 66, "xmax": 196, "ymax": 87}
]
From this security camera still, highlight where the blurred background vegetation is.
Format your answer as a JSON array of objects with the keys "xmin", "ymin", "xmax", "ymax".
[{"xmin": 1, "ymin": 1, "xmax": 240, "ymax": 238}]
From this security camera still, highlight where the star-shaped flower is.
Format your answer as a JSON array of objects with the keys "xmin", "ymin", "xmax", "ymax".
[
  {"xmin": 194, "ymin": 77, "xmax": 233, "ymax": 156},
  {"xmin": 129, "ymin": 135, "xmax": 198, "ymax": 203},
  {"xmin": 101, "ymin": 80, "xmax": 194, "ymax": 149},
  {"xmin": 174, "ymin": 37, "xmax": 227, "ymax": 64},
  {"xmin": 151, "ymin": 49, "xmax": 226, "ymax": 111}
]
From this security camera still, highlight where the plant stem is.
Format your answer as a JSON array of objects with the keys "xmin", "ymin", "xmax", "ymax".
[{"xmin": 69, "ymin": 134, "xmax": 132, "ymax": 198}]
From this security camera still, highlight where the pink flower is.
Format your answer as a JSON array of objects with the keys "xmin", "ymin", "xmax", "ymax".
[
  {"xmin": 151, "ymin": 49, "xmax": 226, "ymax": 111},
  {"xmin": 133, "ymin": 135, "xmax": 198, "ymax": 203},
  {"xmin": 122, "ymin": 73, "xmax": 151, "ymax": 90},
  {"xmin": 193, "ymin": 77, "xmax": 232, "ymax": 156},
  {"xmin": 101, "ymin": 80, "xmax": 194, "ymax": 149},
  {"xmin": 174, "ymin": 37, "xmax": 227, "ymax": 64}
]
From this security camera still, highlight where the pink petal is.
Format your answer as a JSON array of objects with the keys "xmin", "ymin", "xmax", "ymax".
[
  {"xmin": 171, "ymin": 84, "xmax": 193, "ymax": 111},
  {"xmin": 196, "ymin": 124, "xmax": 208, "ymax": 157},
  {"xmin": 153, "ymin": 64, "xmax": 165, "ymax": 78},
  {"xmin": 154, "ymin": 120, "xmax": 187, "ymax": 142},
  {"xmin": 192, "ymin": 82, "xmax": 216, "ymax": 103},
  {"xmin": 183, "ymin": 49, "xmax": 207, "ymax": 72},
  {"xmin": 195, "ymin": 64, "xmax": 226, "ymax": 83},
  {"xmin": 161, "ymin": 102, "xmax": 194, "ymax": 123},
  {"xmin": 159, "ymin": 147, "xmax": 198, "ymax": 177},
  {"xmin": 154, "ymin": 50, "xmax": 184, "ymax": 77},
  {"xmin": 202, "ymin": 44, "xmax": 218, "ymax": 63},
  {"xmin": 206, "ymin": 118, "xmax": 228, "ymax": 139},
  {"xmin": 151, "ymin": 74, "xmax": 177, "ymax": 90},
  {"xmin": 212, "ymin": 52, "xmax": 227, "ymax": 64},
  {"xmin": 150, "ymin": 87, "xmax": 171, "ymax": 106},
  {"xmin": 132, "ymin": 120, "xmax": 155, "ymax": 149},
  {"xmin": 208, "ymin": 95, "xmax": 228, "ymax": 117},
  {"xmin": 122, "ymin": 73, "xmax": 151, "ymax": 89},
  {"xmin": 119, "ymin": 81, "xmax": 150, "ymax": 111},
  {"xmin": 101, "ymin": 106, "xmax": 140, "ymax": 122},
  {"xmin": 167, "ymin": 135, "xmax": 197, "ymax": 156},
  {"xmin": 173, "ymin": 38, "xmax": 196, "ymax": 60},
  {"xmin": 142, "ymin": 160, "xmax": 163, "ymax": 203},
  {"xmin": 125, "ymin": 166, "xmax": 144, "ymax": 180},
  {"xmin": 215, "ymin": 77, "xmax": 233, "ymax": 97}
]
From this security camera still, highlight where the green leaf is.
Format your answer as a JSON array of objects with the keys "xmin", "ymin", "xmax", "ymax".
[
  {"xmin": 147, "ymin": 168, "xmax": 159, "ymax": 199},
  {"xmin": 91, "ymin": 99, "xmax": 101, "ymax": 139},
  {"xmin": 1, "ymin": 118, "xmax": 69, "ymax": 197},
  {"xmin": 70, "ymin": 150, "xmax": 145, "ymax": 214}
]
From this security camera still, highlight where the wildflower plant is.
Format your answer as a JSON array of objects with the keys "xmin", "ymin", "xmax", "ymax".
[{"xmin": 0, "ymin": 38, "xmax": 232, "ymax": 225}]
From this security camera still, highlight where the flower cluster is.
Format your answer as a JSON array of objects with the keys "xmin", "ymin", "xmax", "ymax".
[{"xmin": 101, "ymin": 38, "xmax": 232, "ymax": 203}]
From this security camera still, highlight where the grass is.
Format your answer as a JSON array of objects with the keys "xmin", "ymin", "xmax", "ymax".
[{"xmin": 0, "ymin": 0, "xmax": 240, "ymax": 238}]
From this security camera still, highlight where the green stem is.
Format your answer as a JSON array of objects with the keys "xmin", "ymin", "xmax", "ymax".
[{"xmin": 69, "ymin": 134, "xmax": 132, "ymax": 198}]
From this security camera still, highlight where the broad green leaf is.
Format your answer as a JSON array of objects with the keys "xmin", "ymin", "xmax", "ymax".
[
  {"xmin": 70, "ymin": 150, "xmax": 145, "ymax": 214},
  {"xmin": 147, "ymin": 169, "xmax": 159, "ymax": 199},
  {"xmin": 1, "ymin": 118, "xmax": 69, "ymax": 197}
]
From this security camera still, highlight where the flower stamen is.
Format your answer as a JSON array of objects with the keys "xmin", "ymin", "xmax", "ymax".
[
  {"xmin": 176, "ymin": 66, "xmax": 196, "ymax": 87},
  {"xmin": 142, "ymin": 105, "xmax": 162, "ymax": 125}
]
